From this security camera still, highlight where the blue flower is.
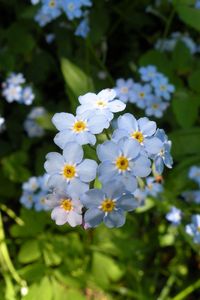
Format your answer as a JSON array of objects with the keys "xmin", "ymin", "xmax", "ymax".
[
  {"xmin": 7, "ymin": 73, "xmax": 25, "ymax": 85},
  {"xmin": 75, "ymin": 17, "xmax": 90, "ymax": 38},
  {"xmin": 44, "ymin": 141, "xmax": 97, "ymax": 194},
  {"xmin": 41, "ymin": 0, "xmax": 62, "ymax": 19},
  {"xmin": 52, "ymin": 110, "xmax": 109, "ymax": 148},
  {"xmin": 33, "ymin": 190, "xmax": 49, "ymax": 211},
  {"xmin": 152, "ymin": 76, "xmax": 175, "ymax": 100},
  {"xmin": 47, "ymin": 189, "xmax": 83, "ymax": 226},
  {"xmin": 77, "ymin": 88, "xmax": 126, "ymax": 121},
  {"xmin": 2, "ymin": 84, "xmax": 22, "ymax": 103},
  {"xmin": 145, "ymin": 98, "xmax": 169, "ymax": 118},
  {"xmin": 189, "ymin": 166, "xmax": 200, "ymax": 186},
  {"xmin": 114, "ymin": 78, "xmax": 135, "ymax": 103},
  {"xmin": 20, "ymin": 87, "xmax": 35, "ymax": 105},
  {"xmin": 24, "ymin": 107, "xmax": 46, "ymax": 138},
  {"xmin": 20, "ymin": 192, "xmax": 34, "ymax": 209},
  {"xmin": 97, "ymin": 137, "xmax": 151, "ymax": 192},
  {"xmin": 22, "ymin": 177, "xmax": 40, "ymax": 192},
  {"xmin": 139, "ymin": 65, "xmax": 159, "ymax": 82},
  {"xmin": 35, "ymin": 9, "xmax": 53, "ymax": 26},
  {"xmin": 112, "ymin": 113, "xmax": 163, "ymax": 155},
  {"xmin": 186, "ymin": 215, "xmax": 200, "ymax": 244},
  {"xmin": 130, "ymin": 83, "xmax": 153, "ymax": 109},
  {"xmin": 153, "ymin": 129, "xmax": 173, "ymax": 174},
  {"xmin": 145, "ymin": 176, "xmax": 163, "ymax": 197},
  {"xmin": 166, "ymin": 206, "xmax": 182, "ymax": 225},
  {"xmin": 81, "ymin": 181, "xmax": 138, "ymax": 228},
  {"xmin": 60, "ymin": 0, "xmax": 82, "ymax": 20}
]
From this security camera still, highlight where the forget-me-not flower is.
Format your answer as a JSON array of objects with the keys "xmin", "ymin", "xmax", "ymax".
[
  {"xmin": 114, "ymin": 78, "xmax": 135, "ymax": 103},
  {"xmin": 112, "ymin": 113, "xmax": 163, "ymax": 155},
  {"xmin": 145, "ymin": 98, "xmax": 169, "ymax": 118},
  {"xmin": 44, "ymin": 141, "xmax": 97, "ymax": 194},
  {"xmin": 166, "ymin": 206, "xmax": 182, "ymax": 225},
  {"xmin": 77, "ymin": 88, "xmax": 126, "ymax": 121},
  {"xmin": 81, "ymin": 181, "xmax": 138, "ymax": 228},
  {"xmin": 130, "ymin": 83, "xmax": 153, "ymax": 109},
  {"xmin": 97, "ymin": 137, "xmax": 151, "ymax": 192},
  {"xmin": 52, "ymin": 110, "xmax": 109, "ymax": 148},
  {"xmin": 186, "ymin": 215, "xmax": 200, "ymax": 244},
  {"xmin": 139, "ymin": 65, "xmax": 159, "ymax": 82},
  {"xmin": 152, "ymin": 76, "xmax": 175, "ymax": 100}
]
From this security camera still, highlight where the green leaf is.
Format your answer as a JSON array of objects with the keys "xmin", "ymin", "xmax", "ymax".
[
  {"xmin": 19, "ymin": 263, "xmax": 46, "ymax": 282},
  {"xmin": 18, "ymin": 240, "xmax": 41, "ymax": 264},
  {"xmin": 169, "ymin": 127, "xmax": 200, "ymax": 158},
  {"xmin": 92, "ymin": 252, "xmax": 124, "ymax": 288},
  {"xmin": 61, "ymin": 58, "xmax": 94, "ymax": 111},
  {"xmin": 188, "ymin": 70, "xmax": 200, "ymax": 93},
  {"xmin": 175, "ymin": 4, "xmax": 200, "ymax": 31},
  {"xmin": 42, "ymin": 243, "xmax": 62, "ymax": 267},
  {"xmin": 172, "ymin": 41, "xmax": 193, "ymax": 74},
  {"xmin": 1, "ymin": 151, "xmax": 30, "ymax": 183},
  {"xmin": 23, "ymin": 277, "xmax": 53, "ymax": 300},
  {"xmin": 172, "ymin": 90, "xmax": 199, "ymax": 128}
]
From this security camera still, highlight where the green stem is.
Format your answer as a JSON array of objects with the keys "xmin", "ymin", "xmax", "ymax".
[
  {"xmin": 158, "ymin": 274, "xmax": 176, "ymax": 300},
  {"xmin": 172, "ymin": 278, "xmax": 200, "ymax": 300},
  {"xmin": 159, "ymin": 8, "xmax": 176, "ymax": 51},
  {"xmin": 0, "ymin": 212, "xmax": 27, "ymax": 288},
  {"xmin": 0, "ymin": 204, "xmax": 24, "ymax": 226}
]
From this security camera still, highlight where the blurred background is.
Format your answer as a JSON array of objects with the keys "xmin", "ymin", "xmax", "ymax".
[{"xmin": 0, "ymin": 0, "xmax": 200, "ymax": 299}]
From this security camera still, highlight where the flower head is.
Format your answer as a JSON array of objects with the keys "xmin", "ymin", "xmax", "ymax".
[{"xmin": 166, "ymin": 206, "xmax": 182, "ymax": 225}]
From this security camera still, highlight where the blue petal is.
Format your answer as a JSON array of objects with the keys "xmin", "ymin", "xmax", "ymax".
[
  {"xmin": 52, "ymin": 113, "xmax": 75, "ymax": 131},
  {"xmin": 44, "ymin": 152, "xmax": 64, "ymax": 174},
  {"xmin": 88, "ymin": 115, "xmax": 110, "ymax": 133},
  {"xmin": 131, "ymin": 155, "xmax": 151, "ymax": 177},
  {"xmin": 68, "ymin": 178, "xmax": 89, "ymax": 196},
  {"xmin": 138, "ymin": 117, "xmax": 156, "ymax": 136},
  {"xmin": 84, "ymin": 208, "xmax": 104, "ymax": 227},
  {"xmin": 75, "ymin": 131, "xmax": 96, "ymax": 145},
  {"xmin": 102, "ymin": 181, "xmax": 125, "ymax": 199},
  {"xmin": 104, "ymin": 209, "xmax": 125, "ymax": 228},
  {"xmin": 118, "ymin": 113, "xmax": 138, "ymax": 132},
  {"xmin": 112, "ymin": 129, "xmax": 128, "ymax": 142},
  {"xmin": 98, "ymin": 161, "xmax": 117, "ymax": 182},
  {"xmin": 54, "ymin": 130, "xmax": 75, "ymax": 149},
  {"xmin": 63, "ymin": 142, "xmax": 83, "ymax": 164},
  {"xmin": 121, "ymin": 175, "xmax": 138, "ymax": 192},
  {"xmin": 117, "ymin": 194, "xmax": 138, "ymax": 211},
  {"xmin": 77, "ymin": 159, "xmax": 97, "ymax": 182},
  {"xmin": 81, "ymin": 189, "xmax": 104, "ymax": 208},
  {"xmin": 154, "ymin": 156, "xmax": 164, "ymax": 174},
  {"xmin": 97, "ymin": 141, "xmax": 119, "ymax": 162},
  {"xmin": 119, "ymin": 138, "xmax": 140, "ymax": 159},
  {"xmin": 144, "ymin": 137, "xmax": 163, "ymax": 154}
]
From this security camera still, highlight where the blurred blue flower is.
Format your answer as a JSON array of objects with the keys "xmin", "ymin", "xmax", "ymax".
[
  {"xmin": 145, "ymin": 176, "xmax": 163, "ymax": 197},
  {"xmin": 152, "ymin": 76, "xmax": 175, "ymax": 100},
  {"xmin": 24, "ymin": 107, "xmax": 46, "ymax": 138},
  {"xmin": 186, "ymin": 215, "xmax": 200, "ymax": 244},
  {"xmin": 97, "ymin": 137, "xmax": 151, "ymax": 192},
  {"xmin": 61, "ymin": 0, "xmax": 82, "ymax": 20},
  {"xmin": 52, "ymin": 110, "xmax": 109, "ymax": 148},
  {"xmin": 166, "ymin": 206, "xmax": 182, "ymax": 225},
  {"xmin": 130, "ymin": 83, "xmax": 153, "ymax": 109},
  {"xmin": 75, "ymin": 17, "xmax": 90, "ymax": 37},
  {"xmin": 139, "ymin": 65, "xmax": 159, "ymax": 82},
  {"xmin": 114, "ymin": 78, "xmax": 135, "ymax": 103},
  {"xmin": 44, "ymin": 141, "xmax": 97, "ymax": 194},
  {"xmin": 145, "ymin": 98, "xmax": 169, "ymax": 118},
  {"xmin": 81, "ymin": 181, "xmax": 137, "ymax": 228},
  {"xmin": 41, "ymin": 0, "xmax": 62, "ymax": 19},
  {"xmin": 20, "ymin": 86, "xmax": 35, "ymax": 105},
  {"xmin": 189, "ymin": 166, "xmax": 200, "ymax": 186}
]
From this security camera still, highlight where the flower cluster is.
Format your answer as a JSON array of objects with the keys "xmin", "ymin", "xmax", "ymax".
[
  {"xmin": 114, "ymin": 65, "xmax": 175, "ymax": 118},
  {"xmin": 33, "ymin": 0, "xmax": 92, "ymax": 38},
  {"xmin": 24, "ymin": 107, "xmax": 47, "ymax": 138},
  {"xmin": 2, "ymin": 73, "xmax": 35, "ymax": 105},
  {"xmin": 155, "ymin": 32, "xmax": 200, "ymax": 54},
  {"xmin": 20, "ymin": 174, "xmax": 50, "ymax": 211},
  {"xmin": 43, "ymin": 88, "xmax": 173, "ymax": 228}
]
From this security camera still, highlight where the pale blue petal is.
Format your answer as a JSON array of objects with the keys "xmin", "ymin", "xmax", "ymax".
[
  {"xmin": 98, "ymin": 162, "xmax": 117, "ymax": 182},
  {"xmin": 155, "ymin": 156, "xmax": 164, "ymax": 174},
  {"xmin": 78, "ymin": 92, "xmax": 97, "ymax": 105},
  {"xmin": 63, "ymin": 142, "xmax": 83, "ymax": 164},
  {"xmin": 51, "ymin": 207, "xmax": 68, "ymax": 225},
  {"xmin": 118, "ymin": 113, "xmax": 138, "ymax": 132},
  {"xmin": 84, "ymin": 208, "xmax": 104, "ymax": 227},
  {"xmin": 81, "ymin": 189, "xmax": 104, "ymax": 208},
  {"xmin": 112, "ymin": 129, "xmax": 128, "ymax": 142},
  {"xmin": 138, "ymin": 117, "xmax": 156, "ymax": 136},
  {"xmin": 121, "ymin": 175, "xmax": 138, "ymax": 192},
  {"xmin": 44, "ymin": 152, "xmax": 64, "ymax": 174},
  {"xmin": 131, "ymin": 155, "xmax": 151, "ymax": 177},
  {"xmin": 144, "ymin": 137, "xmax": 163, "ymax": 154},
  {"xmin": 107, "ymin": 100, "xmax": 126, "ymax": 112},
  {"xmin": 47, "ymin": 174, "xmax": 66, "ymax": 189},
  {"xmin": 97, "ymin": 88, "xmax": 116, "ymax": 100},
  {"xmin": 68, "ymin": 178, "xmax": 89, "ymax": 196},
  {"xmin": 54, "ymin": 130, "xmax": 75, "ymax": 149},
  {"xmin": 52, "ymin": 113, "xmax": 75, "ymax": 131},
  {"xmin": 102, "ymin": 181, "xmax": 125, "ymax": 199},
  {"xmin": 104, "ymin": 210, "xmax": 125, "ymax": 228},
  {"xmin": 97, "ymin": 141, "xmax": 119, "ymax": 161},
  {"xmin": 120, "ymin": 138, "xmax": 140, "ymax": 159},
  {"xmin": 117, "ymin": 194, "xmax": 138, "ymax": 211},
  {"xmin": 88, "ymin": 115, "xmax": 110, "ymax": 133},
  {"xmin": 75, "ymin": 131, "xmax": 96, "ymax": 145},
  {"xmin": 77, "ymin": 159, "xmax": 97, "ymax": 182}
]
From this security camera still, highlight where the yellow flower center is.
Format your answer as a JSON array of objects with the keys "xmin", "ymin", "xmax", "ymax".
[
  {"xmin": 96, "ymin": 100, "xmax": 107, "ymax": 108},
  {"xmin": 61, "ymin": 199, "xmax": 73, "ymax": 211},
  {"xmin": 101, "ymin": 199, "xmax": 115, "ymax": 212},
  {"xmin": 139, "ymin": 92, "xmax": 145, "ymax": 98},
  {"xmin": 160, "ymin": 85, "xmax": 166, "ymax": 91},
  {"xmin": 40, "ymin": 197, "xmax": 46, "ymax": 204},
  {"xmin": 131, "ymin": 131, "xmax": 144, "ymax": 143},
  {"xmin": 115, "ymin": 156, "xmax": 129, "ymax": 171},
  {"xmin": 152, "ymin": 104, "xmax": 158, "ymax": 109},
  {"xmin": 63, "ymin": 165, "xmax": 76, "ymax": 179},
  {"xmin": 49, "ymin": 0, "xmax": 56, "ymax": 7},
  {"xmin": 198, "ymin": 226, "xmax": 200, "ymax": 232},
  {"xmin": 121, "ymin": 87, "xmax": 128, "ymax": 94},
  {"xmin": 73, "ymin": 120, "xmax": 87, "ymax": 133}
]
